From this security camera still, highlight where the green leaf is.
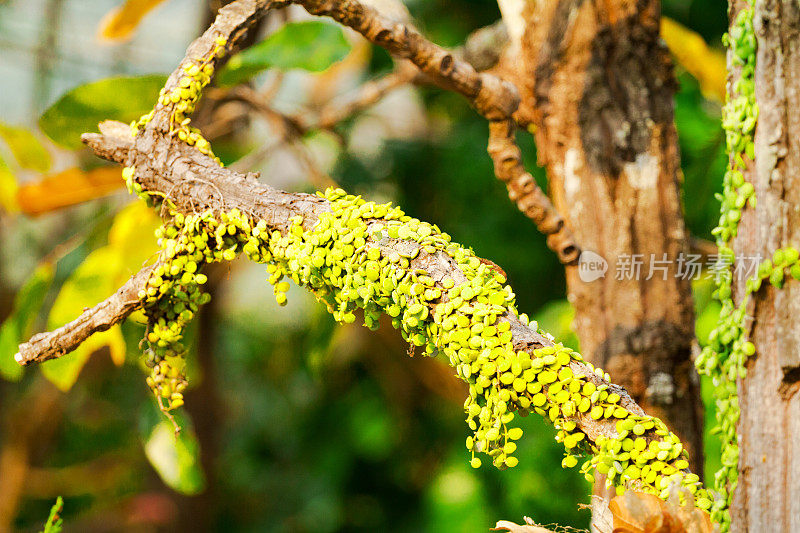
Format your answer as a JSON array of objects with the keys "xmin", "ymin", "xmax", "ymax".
[
  {"xmin": 218, "ymin": 21, "xmax": 350, "ymax": 86},
  {"xmin": 40, "ymin": 496, "xmax": 64, "ymax": 533},
  {"xmin": 0, "ymin": 263, "xmax": 55, "ymax": 381},
  {"xmin": 0, "ymin": 122, "xmax": 51, "ymax": 172},
  {"xmin": 140, "ymin": 406, "xmax": 205, "ymax": 495},
  {"xmin": 39, "ymin": 75, "xmax": 167, "ymax": 149}
]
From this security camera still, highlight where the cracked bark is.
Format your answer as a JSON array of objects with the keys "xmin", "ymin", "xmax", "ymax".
[
  {"xmin": 730, "ymin": 0, "xmax": 800, "ymax": 529},
  {"xmin": 499, "ymin": 0, "xmax": 704, "ymax": 476}
]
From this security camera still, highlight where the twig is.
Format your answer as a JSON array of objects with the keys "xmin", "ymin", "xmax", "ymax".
[
  {"xmin": 312, "ymin": 61, "xmax": 418, "ymax": 130},
  {"xmin": 690, "ymin": 236, "xmax": 717, "ymax": 262},
  {"xmin": 488, "ymin": 120, "xmax": 579, "ymax": 263},
  {"xmin": 226, "ymin": 85, "xmax": 336, "ymax": 187}
]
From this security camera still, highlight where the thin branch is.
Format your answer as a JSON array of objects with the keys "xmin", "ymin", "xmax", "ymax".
[
  {"xmin": 291, "ymin": 0, "xmax": 580, "ymax": 262},
  {"xmin": 312, "ymin": 61, "xmax": 418, "ymax": 130},
  {"xmin": 690, "ymin": 236, "xmax": 717, "ymax": 262},
  {"xmin": 225, "ymin": 62, "xmax": 416, "ymax": 142},
  {"xmin": 489, "ymin": 120, "xmax": 579, "ymax": 264},
  {"xmin": 15, "ymin": 264, "xmax": 158, "ymax": 366},
  {"xmin": 292, "ymin": 0, "xmax": 519, "ymax": 120},
  {"xmin": 227, "ymin": 85, "xmax": 307, "ymax": 137}
]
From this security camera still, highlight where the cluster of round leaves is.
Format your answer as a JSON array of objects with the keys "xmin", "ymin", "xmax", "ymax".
[
  {"xmin": 131, "ymin": 36, "xmax": 227, "ymax": 165},
  {"xmin": 139, "ymin": 208, "xmax": 247, "ymax": 411},
  {"xmin": 697, "ymin": 4, "xmax": 760, "ymax": 530},
  {"xmin": 136, "ymin": 187, "xmax": 706, "ymax": 504}
]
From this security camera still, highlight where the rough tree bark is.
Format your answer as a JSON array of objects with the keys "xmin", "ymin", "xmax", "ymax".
[
  {"xmin": 730, "ymin": 0, "xmax": 800, "ymax": 529},
  {"xmin": 497, "ymin": 0, "xmax": 704, "ymax": 472}
]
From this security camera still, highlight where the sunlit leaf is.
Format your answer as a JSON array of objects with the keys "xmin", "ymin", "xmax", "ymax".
[
  {"xmin": 661, "ymin": 18, "xmax": 726, "ymax": 102},
  {"xmin": 41, "ymin": 203, "xmax": 160, "ymax": 390},
  {"xmin": 0, "ymin": 263, "xmax": 55, "ymax": 381},
  {"xmin": 140, "ymin": 407, "xmax": 205, "ymax": 495},
  {"xmin": 98, "ymin": 0, "xmax": 169, "ymax": 42},
  {"xmin": 106, "ymin": 200, "xmax": 161, "ymax": 272},
  {"xmin": 0, "ymin": 122, "xmax": 51, "ymax": 172},
  {"xmin": 0, "ymin": 155, "xmax": 18, "ymax": 213},
  {"xmin": 218, "ymin": 21, "xmax": 351, "ymax": 86},
  {"xmin": 17, "ymin": 166, "xmax": 123, "ymax": 215},
  {"xmin": 39, "ymin": 75, "xmax": 167, "ymax": 149}
]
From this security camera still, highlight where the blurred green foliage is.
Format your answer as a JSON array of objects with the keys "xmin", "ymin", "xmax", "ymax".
[
  {"xmin": 0, "ymin": 0, "xmax": 729, "ymax": 530},
  {"xmin": 218, "ymin": 21, "xmax": 351, "ymax": 86},
  {"xmin": 38, "ymin": 75, "xmax": 168, "ymax": 149}
]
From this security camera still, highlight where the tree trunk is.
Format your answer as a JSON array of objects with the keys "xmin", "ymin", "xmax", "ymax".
[
  {"xmin": 730, "ymin": 0, "xmax": 800, "ymax": 529},
  {"xmin": 498, "ymin": 0, "xmax": 704, "ymax": 470}
]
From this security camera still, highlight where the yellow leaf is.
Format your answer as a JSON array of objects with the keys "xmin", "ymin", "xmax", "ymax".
[
  {"xmin": 0, "ymin": 122, "xmax": 51, "ymax": 172},
  {"xmin": 16, "ymin": 166, "xmax": 123, "ymax": 216},
  {"xmin": 98, "ymin": 0, "xmax": 169, "ymax": 42},
  {"xmin": 43, "ymin": 247, "xmax": 124, "ymax": 390},
  {"xmin": 661, "ymin": 17, "xmax": 727, "ymax": 102},
  {"xmin": 0, "ymin": 155, "xmax": 18, "ymax": 213},
  {"xmin": 41, "ymin": 203, "xmax": 160, "ymax": 390},
  {"xmin": 107, "ymin": 201, "xmax": 161, "ymax": 281}
]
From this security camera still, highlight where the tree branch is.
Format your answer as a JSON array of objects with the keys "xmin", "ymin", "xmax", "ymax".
[
  {"xmin": 488, "ymin": 120, "xmax": 579, "ymax": 263},
  {"xmin": 13, "ymin": 0, "xmax": 705, "ymax": 502},
  {"xmin": 17, "ymin": 120, "xmax": 701, "ymax": 486},
  {"xmin": 312, "ymin": 62, "xmax": 419, "ymax": 130},
  {"xmin": 15, "ymin": 263, "xmax": 157, "ymax": 366},
  {"xmin": 293, "ymin": 0, "xmax": 518, "ymax": 119}
]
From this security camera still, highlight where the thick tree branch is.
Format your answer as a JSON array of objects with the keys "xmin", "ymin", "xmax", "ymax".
[{"xmin": 14, "ymin": 121, "xmax": 706, "ymax": 493}]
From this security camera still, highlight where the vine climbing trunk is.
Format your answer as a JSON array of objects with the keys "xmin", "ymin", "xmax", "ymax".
[
  {"xmin": 729, "ymin": 0, "xmax": 800, "ymax": 529},
  {"xmin": 497, "ymin": 0, "xmax": 704, "ymax": 473}
]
